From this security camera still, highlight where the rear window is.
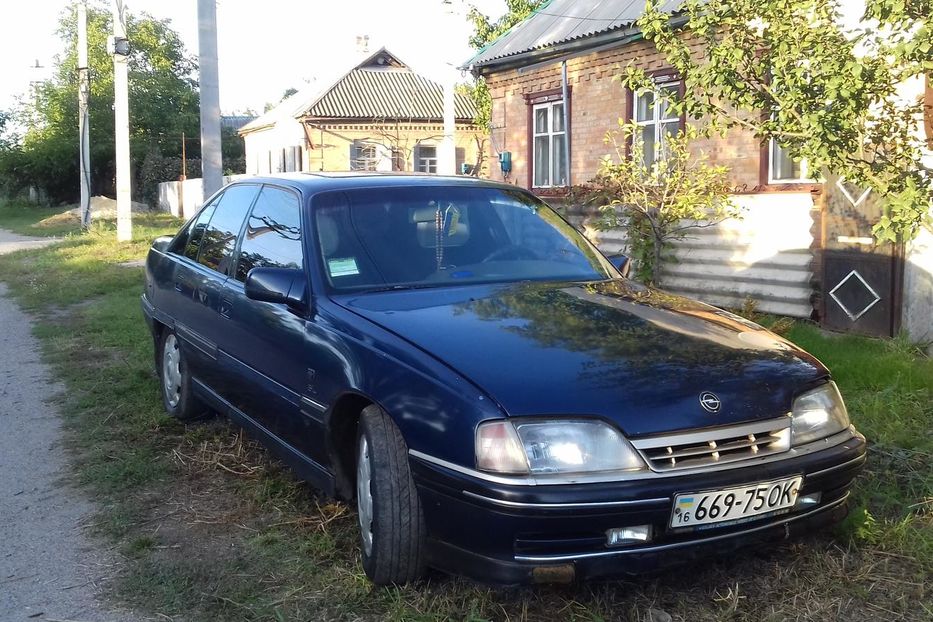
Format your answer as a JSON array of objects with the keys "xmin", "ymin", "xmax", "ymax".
[
  {"xmin": 171, "ymin": 194, "xmax": 221, "ymax": 258},
  {"xmin": 197, "ymin": 184, "xmax": 260, "ymax": 274},
  {"xmin": 312, "ymin": 186, "xmax": 613, "ymax": 291},
  {"xmin": 181, "ymin": 201, "xmax": 217, "ymax": 260}
]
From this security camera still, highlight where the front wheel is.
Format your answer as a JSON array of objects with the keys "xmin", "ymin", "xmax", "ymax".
[
  {"xmin": 158, "ymin": 329, "xmax": 205, "ymax": 420},
  {"xmin": 356, "ymin": 405, "xmax": 425, "ymax": 584}
]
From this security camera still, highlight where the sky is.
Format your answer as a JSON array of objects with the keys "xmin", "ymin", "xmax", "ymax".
[{"xmin": 0, "ymin": 0, "xmax": 506, "ymax": 115}]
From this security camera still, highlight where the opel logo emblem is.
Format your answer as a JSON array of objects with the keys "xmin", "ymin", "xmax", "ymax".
[{"xmin": 699, "ymin": 392, "xmax": 721, "ymax": 413}]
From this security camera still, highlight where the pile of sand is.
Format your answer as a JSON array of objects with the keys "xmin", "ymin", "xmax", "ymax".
[{"xmin": 67, "ymin": 195, "xmax": 151, "ymax": 219}]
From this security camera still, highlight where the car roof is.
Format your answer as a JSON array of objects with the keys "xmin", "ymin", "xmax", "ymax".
[{"xmin": 229, "ymin": 172, "xmax": 520, "ymax": 195}]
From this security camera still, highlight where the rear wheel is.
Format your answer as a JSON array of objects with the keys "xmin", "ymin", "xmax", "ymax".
[
  {"xmin": 159, "ymin": 330, "xmax": 205, "ymax": 420},
  {"xmin": 356, "ymin": 405, "xmax": 425, "ymax": 584}
]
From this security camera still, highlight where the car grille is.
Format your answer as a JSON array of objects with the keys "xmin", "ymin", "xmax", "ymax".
[{"xmin": 631, "ymin": 418, "xmax": 791, "ymax": 472}]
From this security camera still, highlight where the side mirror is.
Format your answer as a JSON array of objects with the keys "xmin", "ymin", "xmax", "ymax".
[
  {"xmin": 608, "ymin": 253, "xmax": 632, "ymax": 279},
  {"xmin": 244, "ymin": 267, "xmax": 308, "ymax": 312},
  {"xmin": 151, "ymin": 235, "xmax": 173, "ymax": 253}
]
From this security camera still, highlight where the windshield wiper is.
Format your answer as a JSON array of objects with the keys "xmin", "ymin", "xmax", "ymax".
[{"xmin": 361, "ymin": 283, "xmax": 443, "ymax": 293}]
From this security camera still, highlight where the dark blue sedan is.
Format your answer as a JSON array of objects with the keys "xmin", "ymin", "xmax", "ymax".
[{"xmin": 142, "ymin": 173, "xmax": 866, "ymax": 585}]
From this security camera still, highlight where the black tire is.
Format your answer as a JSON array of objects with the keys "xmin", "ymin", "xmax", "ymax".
[
  {"xmin": 356, "ymin": 405, "xmax": 425, "ymax": 584},
  {"xmin": 157, "ymin": 329, "xmax": 205, "ymax": 420}
]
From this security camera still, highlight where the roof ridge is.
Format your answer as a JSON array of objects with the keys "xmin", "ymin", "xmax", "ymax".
[{"xmin": 462, "ymin": 0, "xmax": 680, "ymax": 71}]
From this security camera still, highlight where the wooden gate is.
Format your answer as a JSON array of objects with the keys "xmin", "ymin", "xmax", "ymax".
[{"xmin": 820, "ymin": 175, "xmax": 904, "ymax": 337}]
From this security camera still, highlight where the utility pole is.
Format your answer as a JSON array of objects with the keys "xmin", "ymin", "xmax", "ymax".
[
  {"xmin": 77, "ymin": 3, "xmax": 91, "ymax": 229},
  {"xmin": 181, "ymin": 132, "xmax": 187, "ymax": 180},
  {"xmin": 198, "ymin": 0, "xmax": 222, "ymax": 200},
  {"xmin": 111, "ymin": 0, "xmax": 132, "ymax": 241},
  {"xmin": 439, "ymin": 0, "xmax": 458, "ymax": 175}
]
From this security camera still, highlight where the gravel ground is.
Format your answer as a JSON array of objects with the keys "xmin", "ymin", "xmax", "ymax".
[{"xmin": 0, "ymin": 230, "xmax": 139, "ymax": 621}]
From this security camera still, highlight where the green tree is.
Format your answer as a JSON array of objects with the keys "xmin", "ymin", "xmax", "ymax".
[
  {"xmin": 465, "ymin": 0, "xmax": 546, "ymax": 131},
  {"xmin": 626, "ymin": 0, "xmax": 933, "ymax": 243},
  {"xmin": 587, "ymin": 123, "xmax": 738, "ymax": 285},
  {"xmin": 11, "ymin": 1, "xmax": 199, "ymax": 203},
  {"xmin": 0, "ymin": 110, "xmax": 15, "ymax": 152}
]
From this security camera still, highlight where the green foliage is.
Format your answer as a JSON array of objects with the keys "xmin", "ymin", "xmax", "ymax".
[
  {"xmin": 4, "ymin": 1, "xmax": 199, "ymax": 204},
  {"xmin": 465, "ymin": 0, "xmax": 546, "ymax": 130},
  {"xmin": 0, "ymin": 110, "xmax": 16, "ymax": 152},
  {"xmin": 627, "ymin": 0, "xmax": 933, "ymax": 243},
  {"xmin": 839, "ymin": 506, "xmax": 881, "ymax": 543},
  {"xmin": 587, "ymin": 123, "xmax": 738, "ymax": 285}
]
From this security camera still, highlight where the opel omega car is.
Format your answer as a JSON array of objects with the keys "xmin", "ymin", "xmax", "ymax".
[{"xmin": 142, "ymin": 173, "xmax": 866, "ymax": 585}]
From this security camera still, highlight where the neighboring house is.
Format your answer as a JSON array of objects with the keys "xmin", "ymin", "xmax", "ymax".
[
  {"xmin": 221, "ymin": 115, "xmax": 258, "ymax": 132},
  {"xmin": 238, "ymin": 48, "xmax": 482, "ymax": 176},
  {"xmin": 464, "ymin": 0, "xmax": 931, "ymax": 340}
]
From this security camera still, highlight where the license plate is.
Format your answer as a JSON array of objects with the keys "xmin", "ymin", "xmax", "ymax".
[{"xmin": 670, "ymin": 475, "xmax": 803, "ymax": 529}]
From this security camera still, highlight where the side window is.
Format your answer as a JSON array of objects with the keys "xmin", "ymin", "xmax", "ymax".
[
  {"xmin": 235, "ymin": 186, "xmax": 303, "ymax": 282},
  {"xmin": 197, "ymin": 184, "xmax": 259, "ymax": 274},
  {"xmin": 181, "ymin": 200, "xmax": 219, "ymax": 260}
]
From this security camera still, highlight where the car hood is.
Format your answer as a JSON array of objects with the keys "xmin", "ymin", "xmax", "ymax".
[{"xmin": 333, "ymin": 280, "xmax": 828, "ymax": 437}]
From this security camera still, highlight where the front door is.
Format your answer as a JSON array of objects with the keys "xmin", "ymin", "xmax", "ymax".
[
  {"xmin": 220, "ymin": 185, "xmax": 331, "ymax": 466},
  {"xmin": 820, "ymin": 174, "xmax": 904, "ymax": 337}
]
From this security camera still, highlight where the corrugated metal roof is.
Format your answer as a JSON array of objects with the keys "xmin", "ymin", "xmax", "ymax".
[
  {"xmin": 307, "ymin": 67, "xmax": 475, "ymax": 120},
  {"xmin": 465, "ymin": 0, "xmax": 681, "ymax": 69},
  {"xmin": 221, "ymin": 115, "xmax": 257, "ymax": 131},
  {"xmin": 239, "ymin": 47, "xmax": 475, "ymax": 135}
]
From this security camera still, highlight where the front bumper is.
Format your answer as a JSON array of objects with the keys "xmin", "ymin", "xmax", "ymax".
[{"xmin": 410, "ymin": 429, "xmax": 866, "ymax": 584}]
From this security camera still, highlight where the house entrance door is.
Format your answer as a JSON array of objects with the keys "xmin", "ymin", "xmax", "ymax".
[{"xmin": 820, "ymin": 174, "xmax": 904, "ymax": 337}]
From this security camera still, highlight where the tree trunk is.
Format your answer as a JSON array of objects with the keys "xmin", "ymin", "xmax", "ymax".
[{"xmin": 652, "ymin": 236, "xmax": 663, "ymax": 287}]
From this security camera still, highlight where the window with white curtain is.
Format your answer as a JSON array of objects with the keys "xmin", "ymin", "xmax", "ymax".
[
  {"xmin": 769, "ymin": 139, "xmax": 812, "ymax": 182},
  {"xmin": 633, "ymin": 79, "xmax": 681, "ymax": 168},
  {"xmin": 531, "ymin": 100, "xmax": 567, "ymax": 188}
]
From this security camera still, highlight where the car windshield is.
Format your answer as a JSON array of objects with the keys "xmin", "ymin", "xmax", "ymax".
[{"xmin": 312, "ymin": 185, "xmax": 616, "ymax": 291}]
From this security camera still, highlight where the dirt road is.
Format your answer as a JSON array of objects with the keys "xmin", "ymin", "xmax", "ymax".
[{"xmin": 0, "ymin": 230, "xmax": 137, "ymax": 621}]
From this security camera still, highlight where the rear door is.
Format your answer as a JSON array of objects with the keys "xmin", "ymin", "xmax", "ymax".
[
  {"xmin": 184, "ymin": 183, "xmax": 260, "ymax": 393},
  {"xmin": 161, "ymin": 194, "xmax": 221, "ymax": 380}
]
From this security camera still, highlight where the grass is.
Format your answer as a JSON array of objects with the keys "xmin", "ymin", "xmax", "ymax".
[
  {"xmin": 0, "ymin": 204, "xmax": 930, "ymax": 621},
  {"xmin": 0, "ymin": 199, "xmax": 83, "ymax": 236}
]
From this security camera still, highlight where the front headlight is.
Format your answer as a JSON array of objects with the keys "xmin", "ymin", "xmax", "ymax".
[
  {"xmin": 476, "ymin": 419, "xmax": 647, "ymax": 475},
  {"xmin": 790, "ymin": 381, "xmax": 850, "ymax": 446}
]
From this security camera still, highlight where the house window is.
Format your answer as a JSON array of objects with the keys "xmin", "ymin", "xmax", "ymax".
[
  {"xmin": 416, "ymin": 145, "xmax": 437, "ymax": 173},
  {"xmin": 532, "ymin": 101, "xmax": 567, "ymax": 187},
  {"xmin": 633, "ymin": 79, "xmax": 681, "ymax": 168},
  {"xmin": 392, "ymin": 148, "xmax": 405, "ymax": 172},
  {"xmin": 769, "ymin": 139, "xmax": 812, "ymax": 182},
  {"xmin": 352, "ymin": 143, "xmax": 379, "ymax": 171}
]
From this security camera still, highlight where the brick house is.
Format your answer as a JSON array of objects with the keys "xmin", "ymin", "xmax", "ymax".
[
  {"xmin": 239, "ymin": 48, "xmax": 483, "ymax": 176},
  {"xmin": 464, "ymin": 0, "xmax": 931, "ymax": 341}
]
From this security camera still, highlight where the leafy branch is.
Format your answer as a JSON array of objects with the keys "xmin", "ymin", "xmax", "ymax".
[
  {"xmin": 587, "ymin": 123, "xmax": 739, "ymax": 285},
  {"xmin": 622, "ymin": 0, "xmax": 933, "ymax": 244}
]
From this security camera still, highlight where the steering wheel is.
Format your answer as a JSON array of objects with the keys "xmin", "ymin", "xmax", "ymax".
[{"xmin": 481, "ymin": 245, "xmax": 539, "ymax": 263}]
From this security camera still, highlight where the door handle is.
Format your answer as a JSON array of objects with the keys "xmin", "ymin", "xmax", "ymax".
[
  {"xmin": 220, "ymin": 296, "xmax": 233, "ymax": 319},
  {"xmin": 174, "ymin": 281, "xmax": 184, "ymax": 292}
]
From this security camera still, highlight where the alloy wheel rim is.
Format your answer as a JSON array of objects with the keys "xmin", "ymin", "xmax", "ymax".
[
  {"xmin": 357, "ymin": 435, "xmax": 374, "ymax": 556},
  {"xmin": 162, "ymin": 334, "xmax": 182, "ymax": 408}
]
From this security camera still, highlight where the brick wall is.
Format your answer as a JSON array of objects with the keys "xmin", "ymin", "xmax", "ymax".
[{"xmin": 483, "ymin": 37, "xmax": 764, "ymax": 191}]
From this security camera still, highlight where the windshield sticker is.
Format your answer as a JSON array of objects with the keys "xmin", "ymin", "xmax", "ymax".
[{"xmin": 328, "ymin": 257, "xmax": 360, "ymax": 277}]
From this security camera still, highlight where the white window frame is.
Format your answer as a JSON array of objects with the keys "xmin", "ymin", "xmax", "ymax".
[
  {"xmin": 768, "ymin": 138, "xmax": 813, "ymax": 183},
  {"xmin": 531, "ymin": 100, "xmax": 567, "ymax": 188},
  {"xmin": 416, "ymin": 144, "xmax": 438, "ymax": 173},
  {"xmin": 352, "ymin": 142, "xmax": 379, "ymax": 171},
  {"xmin": 632, "ymin": 78, "xmax": 681, "ymax": 168}
]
